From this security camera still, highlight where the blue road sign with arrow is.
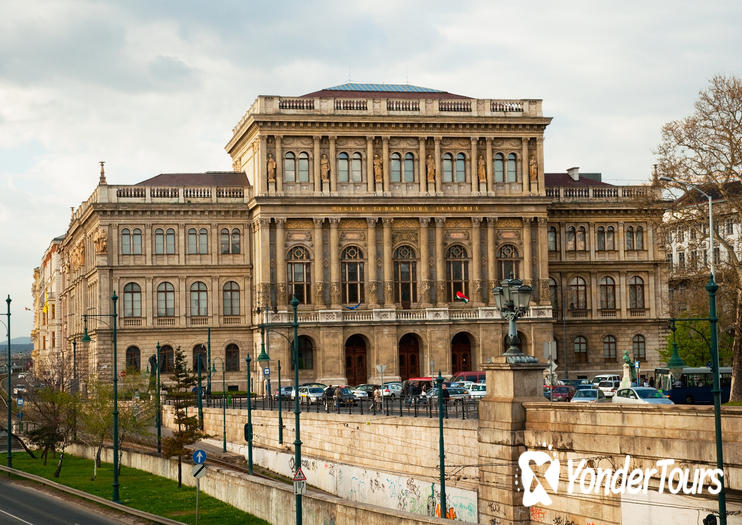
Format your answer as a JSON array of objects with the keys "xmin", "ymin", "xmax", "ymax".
[{"xmin": 193, "ymin": 449, "xmax": 207, "ymax": 464}]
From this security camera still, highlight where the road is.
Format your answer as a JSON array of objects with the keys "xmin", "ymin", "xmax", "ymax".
[{"xmin": 0, "ymin": 477, "xmax": 121, "ymax": 525}]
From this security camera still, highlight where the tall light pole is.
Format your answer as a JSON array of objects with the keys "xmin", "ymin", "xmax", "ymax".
[
  {"xmin": 245, "ymin": 354, "xmax": 253, "ymax": 474},
  {"xmin": 212, "ymin": 357, "xmax": 227, "ymax": 452},
  {"xmin": 196, "ymin": 349, "xmax": 204, "ymax": 430},
  {"xmin": 3, "ymin": 295, "xmax": 11, "ymax": 468},
  {"xmin": 436, "ymin": 371, "xmax": 447, "ymax": 519},
  {"xmin": 155, "ymin": 342, "xmax": 162, "ymax": 454},
  {"xmin": 290, "ymin": 295, "xmax": 302, "ymax": 525}
]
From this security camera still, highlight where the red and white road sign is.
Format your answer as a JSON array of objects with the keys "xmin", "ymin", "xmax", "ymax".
[{"xmin": 292, "ymin": 467, "xmax": 306, "ymax": 482}]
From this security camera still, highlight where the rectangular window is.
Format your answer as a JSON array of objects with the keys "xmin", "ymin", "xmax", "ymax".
[
  {"xmin": 51, "ymin": 304, "xmax": 55, "ymax": 320},
  {"xmin": 155, "ymin": 232, "xmax": 164, "ymax": 254},
  {"xmin": 52, "ymin": 332, "xmax": 55, "ymax": 348},
  {"xmin": 166, "ymin": 230, "xmax": 176, "ymax": 254}
]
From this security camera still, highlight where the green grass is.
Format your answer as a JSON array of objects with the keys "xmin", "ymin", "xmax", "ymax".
[
  {"xmin": 723, "ymin": 400, "xmax": 742, "ymax": 406},
  {"xmin": 10, "ymin": 452, "xmax": 269, "ymax": 525}
]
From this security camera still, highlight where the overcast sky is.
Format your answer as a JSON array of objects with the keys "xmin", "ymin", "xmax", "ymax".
[{"xmin": 1, "ymin": 0, "xmax": 741, "ymax": 337}]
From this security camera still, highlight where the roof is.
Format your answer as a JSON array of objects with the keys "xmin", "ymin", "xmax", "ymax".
[
  {"xmin": 545, "ymin": 173, "xmax": 613, "ymax": 187},
  {"xmin": 302, "ymin": 82, "xmax": 470, "ymax": 100},
  {"xmin": 136, "ymin": 172, "xmax": 249, "ymax": 187},
  {"xmin": 675, "ymin": 180, "xmax": 742, "ymax": 205}
]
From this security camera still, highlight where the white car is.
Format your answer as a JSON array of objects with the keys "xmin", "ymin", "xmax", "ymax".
[
  {"xmin": 381, "ymin": 382, "xmax": 402, "ymax": 398},
  {"xmin": 592, "ymin": 374, "xmax": 620, "ymax": 387},
  {"xmin": 613, "ymin": 387, "xmax": 674, "ymax": 405},
  {"xmin": 597, "ymin": 380, "xmax": 620, "ymax": 398},
  {"xmin": 350, "ymin": 388, "xmax": 368, "ymax": 400},
  {"xmin": 468, "ymin": 383, "xmax": 486, "ymax": 400},
  {"xmin": 297, "ymin": 386, "xmax": 325, "ymax": 404},
  {"xmin": 570, "ymin": 388, "xmax": 609, "ymax": 403}
]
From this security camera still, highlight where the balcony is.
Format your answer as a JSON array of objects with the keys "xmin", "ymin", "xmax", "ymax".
[
  {"xmin": 546, "ymin": 186, "xmax": 659, "ymax": 202},
  {"xmin": 156, "ymin": 317, "xmax": 175, "ymax": 326},
  {"xmin": 599, "ymin": 309, "xmax": 617, "ymax": 318},
  {"xmin": 569, "ymin": 309, "xmax": 589, "ymax": 318},
  {"xmin": 121, "ymin": 318, "xmax": 142, "ymax": 327},
  {"xmin": 629, "ymin": 308, "xmax": 648, "ymax": 317}
]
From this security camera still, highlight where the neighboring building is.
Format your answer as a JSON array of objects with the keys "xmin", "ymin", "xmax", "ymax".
[
  {"xmin": 47, "ymin": 83, "xmax": 668, "ymax": 389},
  {"xmin": 31, "ymin": 236, "xmax": 65, "ymax": 377}
]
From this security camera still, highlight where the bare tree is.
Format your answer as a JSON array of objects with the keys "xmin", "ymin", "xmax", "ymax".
[
  {"xmin": 656, "ymin": 74, "xmax": 742, "ymax": 400},
  {"xmin": 78, "ymin": 377, "xmax": 112, "ymax": 480}
]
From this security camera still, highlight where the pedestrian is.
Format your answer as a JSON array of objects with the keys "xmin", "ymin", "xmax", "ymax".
[
  {"xmin": 649, "ymin": 376, "xmax": 655, "ymax": 388},
  {"xmin": 334, "ymin": 384, "xmax": 342, "ymax": 409},
  {"xmin": 373, "ymin": 386, "xmax": 382, "ymax": 411}
]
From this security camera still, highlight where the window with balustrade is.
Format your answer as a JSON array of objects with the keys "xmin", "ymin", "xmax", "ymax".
[
  {"xmin": 629, "ymin": 276, "xmax": 645, "ymax": 310},
  {"xmin": 603, "ymin": 335, "xmax": 617, "ymax": 360},
  {"xmin": 497, "ymin": 244, "xmax": 520, "ymax": 280},
  {"xmin": 569, "ymin": 276, "xmax": 588, "ymax": 315},
  {"xmin": 548, "ymin": 226, "xmax": 558, "ymax": 251},
  {"xmin": 123, "ymin": 282, "xmax": 141, "ymax": 318},
  {"xmin": 190, "ymin": 281, "xmax": 208, "ymax": 317},
  {"xmin": 446, "ymin": 245, "xmax": 469, "ymax": 302},
  {"xmin": 455, "ymin": 153, "xmax": 466, "ymax": 182},
  {"xmin": 633, "ymin": 335, "xmax": 646, "ymax": 361},
  {"xmin": 574, "ymin": 336, "xmax": 587, "ymax": 363},
  {"xmin": 393, "ymin": 245, "xmax": 417, "ymax": 307},
  {"xmin": 442, "ymin": 153, "xmax": 453, "ymax": 182},
  {"xmin": 284, "ymin": 152, "xmax": 295, "ymax": 181},
  {"xmin": 494, "ymin": 153, "xmax": 504, "ymax": 182},
  {"xmin": 287, "ymin": 246, "xmax": 311, "ymax": 304},
  {"xmin": 337, "ymin": 152, "xmax": 349, "ymax": 182},
  {"xmin": 341, "ymin": 246, "xmax": 364, "ymax": 304},
  {"xmin": 222, "ymin": 281, "xmax": 240, "ymax": 316},
  {"xmin": 599, "ymin": 276, "xmax": 616, "ymax": 312},
  {"xmin": 226, "ymin": 344, "xmax": 240, "ymax": 372},
  {"xmin": 157, "ymin": 282, "xmax": 175, "ymax": 317},
  {"xmin": 507, "ymin": 153, "xmax": 517, "ymax": 182}
]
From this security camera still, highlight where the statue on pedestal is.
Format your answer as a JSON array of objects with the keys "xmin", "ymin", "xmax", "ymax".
[
  {"xmin": 426, "ymin": 154, "xmax": 436, "ymax": 183},
  {"xmin": 620, "ymin": 350, "xmax": 636, "ymax": 388},
  {"xmin": 320, "ymin": 154, "xmax": 330, "ymax": 183},
  {"xmin": 267, "ymin": 153, "xmax": 277, "ymax": 183},
  {"xmin": 373, "ymin": 154, "xmax": 383, "ymax": 183},
  {"xmin": 477, "ymin": 155, "xmax": 486, "ymax": 183}
]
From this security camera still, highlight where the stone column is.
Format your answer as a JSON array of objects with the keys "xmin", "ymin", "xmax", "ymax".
[
  {"xmin": 366, "ymin": 218, "xmax": 378, "ymax": 307},
  {"xmin": 257, "ymin": 218, "xmax": 271, "ymax": 306},
  {"xmin": 366, "ymin": 136, "xmax": 375, "ymax": 193},
  {"xmin": 329, "ymin": 136, "xmax": 337, "ymax": 194},
  {"xmin": 313, "ymin": 218, "xmax": 325, "ymax": 306},
  {"xmin": 470, "ymin": 138, "xmax": 478, "ymax": 193},
  {"xmin": 487, "ymin": 217, "xmax": 497, "ymax": 305},
  {"xmin": 275, "ymin": 136, "xmax": 283, "ymax": 194},
  {"xmin": 471, "ymin": 217, "xmax": 482, "ymax": 304},
  {"xmin": 618, "ymin": 221, "xmax": 625, "ymax": 259},
  {"xmin": 382, "ymin": 218, "xmax": 394, "ymax": 305},
  {"xmin": 537, "ymin": 137, "xmax": 545, "ymax": 196},
  {"xmin": 276, "ymin": 218, "xmax": 287, "ymax": 307},
  {"xmin": 618, "ymin": 271, "xmax": 627, "ymax": 318},
  {"xmin": 382, "ymin": 136, "xmax": 390, "ymax": 193},
  {"xmin": 329, "ymin": 217, "xmax": 341, "ymax": 308},
  {"xmin": 522, "ymin": 218, "xmax": 532, "ymax": 284},
  {"xmin": 419, "ymin": 217, "xmax": 431, "ymax": 306},
  {"xmin": 313, "ymin": 136, "xmax": 321, "ymax": 194},
  {"xmin": 485, "ymin": 137, "xmax": 493, "ymax": 195},
  {"xmin": 434, "ymin": 137, "xmax": 442, "ymax": 194},
  {"xmin": 537, "ymin": 217, "xmax": 549, "ymax": 305},
  {"xmin": 590, "ymin": 272, "xmax": 599, "ymax": 318},
  {"xmin": 521, "ymin": 137, "xmax": 529, "ymax": 194},
  {"xmin": 418, "ymin": 138, "xmax": 427, "ymax": 194},
  {"xmin": 435, "ymin": 217, "xmax": 446, "ymax": 305},
  {"xmin": 259, "ymin": 135, "xmax": 267, "ymax": 196}
]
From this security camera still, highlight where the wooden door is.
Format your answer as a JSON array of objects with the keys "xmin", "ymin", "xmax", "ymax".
[
  {"xmin": 451, "ymin": 333, "xmax": 472, "ymax": 374},
  {"xmin": 345, "ymin": 335, "xmax": 367, "ymax": 386},
  {"xmin": 398, "ymin": 334, "xmax": 420, "ymax": 380}
]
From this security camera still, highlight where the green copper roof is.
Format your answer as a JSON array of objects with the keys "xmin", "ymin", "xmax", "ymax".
[{"xmin": 325, "ymin": 83, "xmax": 443, "ymax": 93}]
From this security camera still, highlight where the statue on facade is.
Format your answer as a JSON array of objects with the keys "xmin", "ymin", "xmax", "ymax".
[
  {"xmin": 373, "ymin": 154, "xmax": 383, "ymax": 183},
  {"xmin": 320, "ymin": 154, "xmax": 330, "ymax": 183},
  {"xmin": 92, "ymin": 226, "xmax": 107, "ymax": 254},
  {"xmin": 267, "ymin": 153, "xmax": 277, "ymax": 183},
  {"xmin": 620, "ymin": 350, "xmax": 636, "ymax": 388},
  {"xmin": 477, "ymin": 155, "xmax": 486, "ymax": 183},
  {"xmin": 426, "ymin": 154, "xmax": 436, "ymax": 183},
  {"xmin": 529, "ymin": 155, "xmax": 538, "ymax": 182}
]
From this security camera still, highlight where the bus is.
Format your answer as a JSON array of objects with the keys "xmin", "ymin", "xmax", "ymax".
[{"xmin": 654, "ymin": 367, "xmax": 732, "ymax": 404}]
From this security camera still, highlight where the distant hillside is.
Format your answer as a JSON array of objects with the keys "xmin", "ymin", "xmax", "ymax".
[{"xmin": 0, "ymin": 338, "xmax": 34, "ymax": 354}]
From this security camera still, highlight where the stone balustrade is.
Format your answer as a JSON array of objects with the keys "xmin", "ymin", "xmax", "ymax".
[{"xmin": 546, "ymin": 185, "xmax": 659, "ymax": 202}]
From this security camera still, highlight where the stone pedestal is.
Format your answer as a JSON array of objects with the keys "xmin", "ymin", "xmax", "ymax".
[{"xmin": 478, "ymin": 356, "xmax": 546, "ymax": 525}]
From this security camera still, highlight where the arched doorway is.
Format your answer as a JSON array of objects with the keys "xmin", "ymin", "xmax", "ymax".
[
  {"xmin": 345, "ymin": 335, "xmax": 367, "ymax": 386},
  {"xmin": 398, "ymin": 334, "xmax": 420, "ymax": 380},
  {"xmin": 451, "ymin": 333, "xmax": 472, "ymax": 374}
]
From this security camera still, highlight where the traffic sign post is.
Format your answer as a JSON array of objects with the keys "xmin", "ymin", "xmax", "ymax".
[
  {"xmin": 293, "ymin": 467, "xmax": 307, "ymax": 496},
  {"xmin": 192, "ymin": 462, "xmax": 207, "ymax": 525},
  {"xmin": 264, "ymin": 367, "xmax": 270, "ymax": 376},
  {"xmin": 192, "ymin": 449, "xmax": 206, "ymax": 464}
]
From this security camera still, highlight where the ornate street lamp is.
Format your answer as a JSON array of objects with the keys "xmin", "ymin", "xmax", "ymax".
[
  {"xmin": 212, "ymin": 357, "xmax": 227, "ymax": 453},
  {"xmin": 492, "ymin": 278, "xmax": 536, "ymax": 362},
  {"xmin": 1, "ymin": 295, "xmax": 11, "ymax": 468}
]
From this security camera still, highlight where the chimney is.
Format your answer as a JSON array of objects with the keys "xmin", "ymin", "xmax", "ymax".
[{"xmin": 567, "ymin": 167, "xmax": 580, "ymax": 181}]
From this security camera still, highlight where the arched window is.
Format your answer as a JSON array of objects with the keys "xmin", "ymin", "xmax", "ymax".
[
  {"xmin": 577, "ymin": 226, "xmax": 586, "ymax": 251},
  {"xmin": 497, "ymin": 244, "xmax": 520, "ymax": 280},
  {"xmin": 287, "ymin": 246, "xmax": 311, "ymax": 304},
  {"xmin": 442, "ymin": 153, "xmax": 453, "ymax": 182},
  {"xmin": 155, "ymin": 228, "xmax": 165, "ymax": 254},
  {"xmin": 193, "ymin": 344, "xmax": 207, "ymax": 373},
  {"xmin": 123, "ymin": 282, "xmax": 141, "ymax": 318},
  {"xmin": 606, "ymin": 226, "xmax": 615, "ymax": 250},
  {"xmin": 565, "ymin": 226, "xmax": 576, "ymax": 251},
  {"xmin": 226, "ymin": 344, "xmax": 240, "ymax": 372},
  {"xmin": 548, "ymin": 226, "xmax": 558, "ymax": 251},
  {"xmin": 199, "ymin": 228, "xmax": 208, "ymax": 254},
  {"xmin": 391, "ymin": 153, "xmax": 401, "ymax": 182},
  {"xmin": 393, "ymin": 245, "xmax": 417, "ymax": 308},
  {"xmin": 632, "ymin": 335, "xmax": 646, "ymax": 361},
  {"xmin": 507, "ymin": 153, "xmax": 517, "ymax": 182},
  {"xmin": 284, "ymin": 152, "xmax": 296, "ymax": 182},
  {"xmin": 295, "ymin": 336, "xmax": 313, "ymax": 370},
  {"xmin": 341, "ymin": 246, "xmax": 364, "ymax": 304},
  {"xmin": 351, "ymin": 152, "xmax": 362, "ymax": 182},
  {"xmin": 166, "ymin": 228, "xmax": 175, "ymax": 254},
  {"xmin": 629, "ymin": 276, "xmax": 645, "ymax": 310},
  {"xmin": 574, "ymin": 336, "xmax": 587, "ymax": 363},
  {"xmin": 549, "ymin": 277, "xmax": 559, "ymax": 312},
  {"xmin": 231, "ymin": 228, "xmax": 240, "ymax": 254},
  {"xmin": 635, "ymin": 226, "xmax": 644, "ymax": 250},
  {"xmin": 121, "ymin": 228, "xmax": 131, "ymax": 255},
  {"xmin": 220, "ymin": 228, "xmax": 230, "ymax": 254},
  {"xmin": 337, "ymin": 152, "xmax": 349, "ymax": 183},
  {"xmin": 626, "ymin": 226, "xmax": 635, "ymax": 250},
  {"xmin": 455, "ymin": 153, "xmax": 466, "ymax": 182},
  {"xmin": 223, "ymin": 281, "xmax": 240, "ymax": 316},
  {"xmin": 603, "ymin": 335, "xmax": 617, "ymax": 360},
  {"xmin": 188, "ymin": 228, "xmax": 197, "ymax": 254},
  {"xmin": 190, "ymin": 281, "xmax": 208, "ymax": 317},
  {"xmin": 298, "ymin": 152, "xmax": 309, "ymax": 182},
  {"xmin": 446, "ymin": 244, "xmax": 469, "ymax": 301},
  {"xmin": 569, "ymin": 276, "xmax": 587, "ymax": 312},
  {"xmin": 404, "ymin": 153, "xmax": 415, "ymax": 182},
  {"xmin": 125, "ymin": 346, "xmax": 140, "ymax": 372},
  {"xmin": 599, "ymin": 276, "xmax": 616, "ymax": 310},
  {"xmin": 157, "ymin": 282, "xmax": 175, "ymax": 317},
  {"xmin": 159, "ymin": 345, "xmax": 174, "ymax": 373},
  {"xmin": 597, "ymin": 226, "xmax": 606, "ymax": 251},
  {"xmin": 494, "ymin": 153, "xmax": 504, "ymax": 183},
  {"xmin": 132, "ymin": 228, "xmax": 142, "ymax": 254}
]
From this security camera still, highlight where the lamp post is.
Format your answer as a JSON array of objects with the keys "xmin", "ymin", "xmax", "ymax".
[
  {"xmin": 278, "ymin": 359, "xmax": 283, "ymax": 444},
  {"xmin": 245, "ymin": 354, "xmax": 253, "ymax": 474},
  {"xmin": 492, "ymin": 278, "xmax": 536, "ymax": 363},
  {"xmin": 81, "ymin": 292, "xmax": 120, "ymax": 502},
  {"xmin": 435, "ymin": 371, "xmax": 447, "ymax": 519},
  {"xmin": 3, "ymin": 295, "xmax": 11, "ymax": 468},
  {"xmin": 212, "ymin": 357, "xmax": 227, "ymax": 453},
  {"xmin": 290, "ymin": 295, "xmax": 302, "ymax": 525},
  {"xmin": 196, "ymin": 349, "xmax": 204, "ymax": 430},
  {"xmin": 155, "ymin": 342, "xmax": 162, "ymax": 454},
  {"xmin": 207, "ymin": 327, "xmax": 212, "ymax": 397}
]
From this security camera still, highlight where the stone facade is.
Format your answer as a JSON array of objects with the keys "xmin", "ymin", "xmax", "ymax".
[{"xmin": 31, "ymin": 236, "xmax": 65, "ymax": 377}]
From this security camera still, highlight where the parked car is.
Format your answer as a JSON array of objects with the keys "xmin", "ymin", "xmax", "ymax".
[
  {"xmin": 562, "ymin": 379, "xmax": 590, "ymax": 388},
  {"xmin": 12, "ymin": 386, "xmax": 26, "ymax": 397},
  {"xmin": 451, "ymin": 371, "xmax": 486, "ymax": 384},
  {"xmin": 597, "ymin": 380, "xmax": 621, "ymax": 398},
  {"xmin": 296, "ymin": 386, "xmax": 325, "ymax": 404},
  {"xmin": 550, "ymin": 385, "xmax": 575, "ymax": 402},
  {"xmin": 353, "ymin": 384, "xmax": 380, "ymax": 395},
  {"xmin": 300, "ymin": 382, "xmax": 328, "ymax": 390},
  {"xmin": 381, "ymin": 382, "xmax": 402, "ymax": 398},
  {"xmin": 350, "ymin": 388, "xmax": 368, "ymax": 400},
  {"xmin": 425, "ymin": 387, "xmax": 468, "ymax": 403},
  {"xmin": 468, "ymin": 383, "xmax": 486, "ymax": 400},
  {"xmin": 575, "ymin": 383, "xmax": 597, "ymax": 391},
  {"xmin": 592, "ymin": 374, "xmax": 621, "ymax": 387},
  {"xmin": 613, "ymin": 387, "xmax": 674, "ymax": 405},
  {"xmin": 276, "ymin": 386, "xmax": 294, "ymax": 399},
  {"xmin": 570, "ymin": 388, "xmax": 609, "ymax": 403}
]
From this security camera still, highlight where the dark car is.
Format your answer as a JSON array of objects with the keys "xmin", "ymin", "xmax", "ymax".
[
  {"xmin": 323, "ymin": 386, "xmax": 356, "ymax": 408},
  {"xmin": 275, "ymin": 386, "xmax": 294, "ymax": 399},
  {"xmin": 551, "ymin": 385, "xmax": 575, "ymax": 402}
]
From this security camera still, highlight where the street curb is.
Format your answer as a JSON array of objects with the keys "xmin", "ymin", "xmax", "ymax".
[{"xmin": 0, "ymin": 465, "xmax": 186, "ymax": 525}]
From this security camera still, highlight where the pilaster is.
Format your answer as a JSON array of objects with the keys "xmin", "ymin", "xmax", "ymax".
[
  {"xmin": 329, "ymin": 217, "xmax": 341, "ymax": 308},
  {"xmin": 329, "ymin": 136, "xmax": 337, "ymax": 194},
  {"xmin": 487, "ymin": 217, "xmax": 497, "ymax": 305},
  {"xmin": 435, "ymin": 217, "xmax": 446, "ymax": 305},
  {"xmin": 419, "ymin": 217, "xmax": 431, "ymax": 306},
  {"xmin": 520, "ymin": 137, "xmax": 529, "ymax": 194},
  {"xmin": 313, "ymin": 218, "xmax": 325, "ymax": 306},
  {"xmin": 485, "ymin": 137, "xmax": 493, "ymax": 195},
  {"xmin": 382, "ymin": 218, "xmax": 393, "ymax": 305},
  {"xmin": 275, "ymin": 136, "xmax": 283, "ymax": 194},
  {"xmin": 259, "ymin": 134, "xmax": 267, "ymax": 196},
  {"xmin": 523, "ymin": 218, "xmax": 532, "ymax": 284},
  {"xmin": 470, "ymin": 137, "xmax": 478, "ymax": 193},
  {"xmin": 471, "ymin": 217, "xmax": 482, "ymax": 305},
  {"xmin": 382, "ymin": 136, "xmax": 390, "ymax": 193},
  {"xmin": 276, "ymin": 218, "xmax": 287, "ymax": 307},
  {"xmin": 366, "ymin": 136, "xmax": 375, "ymax": 194},
  {"xmin": 434, "ymin": 137, "xmax": 442, "ymax": 194},
  {"xmin": 418, "ymin": 138, "xmax": 427, "ymax": 194},
  {"xmin": 366, "ymin": 218, "xmax": 378, "ymax": 307},
  {"xmin": 313, "ymin": 136, "xmax": 321, "ymax": 195}
]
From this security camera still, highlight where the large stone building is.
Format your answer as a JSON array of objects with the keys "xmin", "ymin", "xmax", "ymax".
[
  {"xmin": 36, "ymin": 83, "xmax": 669, "ymax": 390},
  {"xmin": 31, "ymin": 236, "xmax": 65, "ymax": 376}
]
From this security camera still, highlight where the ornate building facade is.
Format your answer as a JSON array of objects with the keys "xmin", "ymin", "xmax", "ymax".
[{"xmin": 39, "ymin": 83, "xmax": 668, "ymax": 390}]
